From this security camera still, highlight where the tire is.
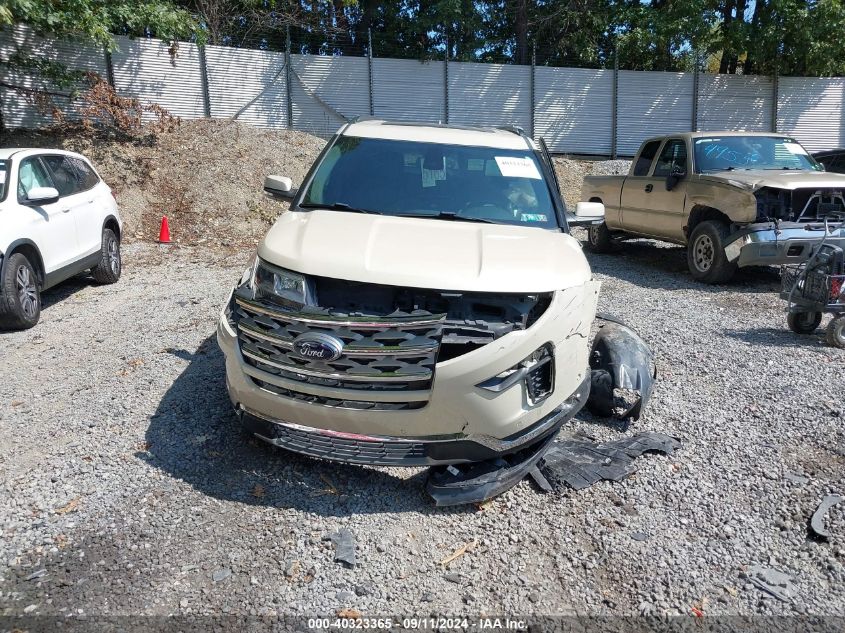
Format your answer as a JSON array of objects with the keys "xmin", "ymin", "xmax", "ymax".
[
  {"xmin": 91, "ymin": 228, "xmax": 121, "ymax": 284},
  {"xmin": 585, "ymin": 222, "xmax": 614, "ymax": 254},
  {"xmin": 687, "ymin": 220, "xmax": 738, "ymax": 284},
  {"xmin": 0, "ymin": 253, "xmax": 41, "ymax": 330},
  {"xmin": 825, "ymin": 315, "xmax": 845, "ymax": 348},
  {"xmin": 787, "ymin": 310, "xmax": 822, "ymax": 334}
]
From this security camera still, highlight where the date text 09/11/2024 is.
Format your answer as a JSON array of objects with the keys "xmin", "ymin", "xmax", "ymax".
[{"xmin": 306, "ymin": 618, "xmax": 529, "ymax": 630}]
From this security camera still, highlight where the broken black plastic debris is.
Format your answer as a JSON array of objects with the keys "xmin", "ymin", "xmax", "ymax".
[
  {"xmin": 809, "ymin": 494, "xmax": 843, "ymax": 540},
  {"xmin": 426, "ymin": 433, "xmax": 557, "ymax": 507},
  {"xmin": 532, "ymin": 432, "xmax": 681, "ymax": 491},
  {"xmin": 325, "ymin": 528, "xmax": 356, "ymax": 567},
  {"xmin": 747, "ymin": 565, "xmax": 797, "ymax": 602},
  {"xmin": 587, "ymin": 318, "xmax": 657, "ymax": 422}
]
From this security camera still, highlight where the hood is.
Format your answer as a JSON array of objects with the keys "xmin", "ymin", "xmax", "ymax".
[
  {"xmin": 257, "ymin": 210, "xmax": 591, "ymax": 293},
  {"xmin": 701, "ymin": 169, "xmax": 845, "ymax": 191}
]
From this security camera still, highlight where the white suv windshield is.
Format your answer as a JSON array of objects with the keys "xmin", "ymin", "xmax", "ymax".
[
  {"xmin": 694, "ymin": 136, "xmax": 822, "ymax": 172},
  {"xmin": 300, "ymin": 136, "xmax": 560, "ymax": 229}
]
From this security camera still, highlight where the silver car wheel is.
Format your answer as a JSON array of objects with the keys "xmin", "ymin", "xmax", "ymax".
[
  {"xmin": 693, "ymin": 234, "xmax": 714, "ymax": 272},
  {"xmin": 108, "ymin": 237, "xmax": 120, "ymax": 275},
  {"xmin": 16, "ymin": 265, "xmax": 38, "ymax": 319}
]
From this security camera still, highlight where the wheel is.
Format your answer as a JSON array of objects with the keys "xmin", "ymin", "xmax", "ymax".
[
  {"xmin": 687, "ymin": 221, "xmax": 737, "ymax": 284},
  {"xmin": 787, "ymin": 311, "xmax": 822, "ymax": 334},
  {"xmin": 585, "ymin": 222, "xmax": 614, "ymax": 253},
  {"xmin": 826, "ymin": 315, "xmax": 845, "ymax": 348},
  {"xmin": 0, "ymin": 253, "xmax": 41, "ymax": 330},
  {"xmin": 91, "ymin": 228, "xmax": 121, "ymax": 284}
]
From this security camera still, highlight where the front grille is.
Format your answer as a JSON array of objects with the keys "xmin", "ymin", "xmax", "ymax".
[
  {"xmin": 244, "ymin": 411, "xmax": 428, "ymax": 465},
  {"xmin": 249, "ymin": 377, "xmax": 426, "ymax": 410},
  {"xmin": 233, "ymin": 291, "xmax": 444, "ymax": 405}
]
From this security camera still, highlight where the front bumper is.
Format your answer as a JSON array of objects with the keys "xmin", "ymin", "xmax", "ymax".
[
  {"xmin": 238, "ymin": 376, "xmax": 589, "ymax": 466},
  {"xmin": 725, "ymin": 222, "xmax": 845, "ymax": 267},
  {"xmin": 217, "ymin": 281, "xmax": 600, "ymax": 466}
]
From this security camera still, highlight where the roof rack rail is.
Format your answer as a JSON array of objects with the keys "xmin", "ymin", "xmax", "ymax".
[{"xmin": 496, "ymin": 125, "xmax": 525, "ymax": 136}]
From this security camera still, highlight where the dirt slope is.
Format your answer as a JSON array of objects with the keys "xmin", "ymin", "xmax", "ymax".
[{"xmin": 1, "ymin": 120, "xmax": 327, "ymax": 247}]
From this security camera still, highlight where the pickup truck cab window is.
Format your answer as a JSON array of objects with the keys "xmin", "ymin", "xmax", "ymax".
[
  {"xmin": 633, "ymin": 140, "xmax": 661, "ymax": 176},
  {"xmin": 693, "ymin": 136, "xmax": 822, "ymax": 172},
  {"xmin": 653, "ymin": 139, "xmax": 687, "ymax": 177},
  {"xmin": 300, "ymin": 136, "xmax": 560, "ymax": 230}
]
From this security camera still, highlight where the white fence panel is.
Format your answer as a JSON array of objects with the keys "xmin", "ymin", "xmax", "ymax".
[
  {"xmin": 205, "ymin": 45, "xmax": 287, "ymax": 129},
  {"xmin": 448, "ymin": 61, "xmax": 531, "ymax": 130},
  {"xmin": 778, "ymin": 77, "xmax": 845, "ymax": 152},
  {"xmin": 697, "ymin": 74, "xmax": 773, "ymax": 132},
  {"xmin": 373, "ymin": 58, "xmax": 445, "ymax": 123},
  {"xmin": 290, "ymin": 54, "xmax": 369, "ymax": 137},
  {"xmin": 111, "ymin": 35, "xmax": 205, "ymax": 119},
  {"xmin": 617, "ymin": 71, "xmax": 694, "ymax": 156},
  {"xmin": 535, "ymin": 67, "xmax": 613, "ymax": 155},
  {"xmin": 0, "ymin": 24, "xmax": 107, "ymax": 128}
]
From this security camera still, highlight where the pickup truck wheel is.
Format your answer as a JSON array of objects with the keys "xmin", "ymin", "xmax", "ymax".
[
  {"xmin": 787, "ymin": 310, "xmax": 822, "ymax": 334},
  {"xmin": 585, "ymin": 222, "xmax": 614, "ymax": 253},
  {"xmin": 825, "ymin": 315, "xmax": 845, "ymax": 348},
  {"xmin": 0, "ymin": 253, "xmax": 41, "ymax": 330},
  {"xmin": 91, "ymin": 228, "xmax": 121, "ymax": 284},
  {"xmin": 687, "ymin": 221, "xmax": 737, "ymax": 284}
]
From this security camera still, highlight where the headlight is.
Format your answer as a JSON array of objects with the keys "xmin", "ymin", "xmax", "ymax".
[{"xmin": 250, "ymin": 258, "xmax": 312, "ymax": 308}]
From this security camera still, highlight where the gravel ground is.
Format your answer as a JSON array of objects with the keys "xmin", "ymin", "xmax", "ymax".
[{"xmin": 1, "ymin": 237, "xmax": 844, "ymax": 619}]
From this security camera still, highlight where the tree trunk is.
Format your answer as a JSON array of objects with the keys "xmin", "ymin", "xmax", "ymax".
[
  {"xmin": 719, "ymin": 0, "xmax": 735, "ymax": 73},
  {"xmin": 515, "ymin": 0, "xmax": 529, "ymax": 65}
]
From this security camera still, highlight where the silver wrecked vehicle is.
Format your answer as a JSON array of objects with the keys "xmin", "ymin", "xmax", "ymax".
[{"xmin": 217, "ymin": 120, "xmax": 655, "ymax": 504}]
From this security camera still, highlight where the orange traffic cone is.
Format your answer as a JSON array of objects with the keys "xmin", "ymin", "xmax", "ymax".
[{"xmin": 158, "ymin": 216, "xmax": 171, "ymax": 243}]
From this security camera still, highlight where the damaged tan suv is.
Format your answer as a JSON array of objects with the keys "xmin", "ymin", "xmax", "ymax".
[{"xmin": 217, "ymin": 120, "xmax": 655, "ymax": 505}]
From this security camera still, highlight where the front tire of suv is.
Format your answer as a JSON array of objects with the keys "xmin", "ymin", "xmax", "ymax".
[
  {"xmin": 585, "ymin": 222, "xmax": 614, "ymax": 253},
  {"xmin": 687, "ymin": 221, "xmax": 737, "ymax": 284},
  {"xmin": 92, "ymin": 228, "xmax": 121, "ymax": 284},
  {"xmin": 0, "ymin": 253, "xmax": 41, "ymax": 330}
]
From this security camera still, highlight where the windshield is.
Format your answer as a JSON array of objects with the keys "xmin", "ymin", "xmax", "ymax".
[
  {"xmin": 693, "ymin": 136, "xmax": 822, "ymax": 173},
  {"xmin": 0, "ymin": 160, "xmax": 7, "ymax": 200},
  {"xmin": 300, "ymin": 136, "xmax": 560, "ymax": 229}
]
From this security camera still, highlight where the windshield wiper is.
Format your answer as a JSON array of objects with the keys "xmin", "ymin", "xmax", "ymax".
[
  {"xmin": 299, "ymin": 202, "xmax": 382, "ymax": 214},
  {"xmin": 396, "ymin": 211, "xmax": 496, "ymax": 224}
]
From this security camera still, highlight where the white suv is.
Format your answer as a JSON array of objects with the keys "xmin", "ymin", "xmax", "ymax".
[{"xmin": 0, "ymin": 149, "xmax": 122, "ymax": 329}]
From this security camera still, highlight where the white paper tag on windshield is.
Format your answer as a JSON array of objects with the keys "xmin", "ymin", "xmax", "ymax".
[
  {"xmin": 784, "ymin": 142, "xmax": 808, "ymax": 155},
  {"xmin": 495, "ymin": 156, "xmax": 541, "ymax": 179},
  {"xmin": 0, "ymin": 171, "xmax": 6, "ymax": 183}
]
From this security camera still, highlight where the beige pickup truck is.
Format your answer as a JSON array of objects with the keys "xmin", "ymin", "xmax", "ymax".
[{"xmin": 581, "ymin": 132, "xmax": 845, "ymax": 283}]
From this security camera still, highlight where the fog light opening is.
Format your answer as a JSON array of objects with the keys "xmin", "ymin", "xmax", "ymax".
[{"xmin": 476, "ymin": 342, "xmax": 554, "ymax": 404}]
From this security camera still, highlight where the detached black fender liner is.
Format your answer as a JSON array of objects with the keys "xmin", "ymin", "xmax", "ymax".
[{"xmin": 587, "ymin": 315, "xmax": 656, "ymax": 420}]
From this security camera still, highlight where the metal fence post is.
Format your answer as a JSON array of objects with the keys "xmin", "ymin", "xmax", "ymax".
[
  {"xmin": 198, "ymin": 45, "xmax": 212, "ymax": 117},
  {"xmin": 691, "ymin": 52, "xmax": 699, "ymax": 132},
  {"xmin": 611, "ymin": 47, "xmax": 618, "ymax": 159},
  {"xmin": 530, "ymin": 42, "xmax": 536, "ymax": 139},
  {"xmin": 104, "ymin": 47, "xmax": 115, "ymax": 87},
  {"xmin": 443, "ymin": 35, "xmax": 449, "ymax": 124},
  {"xmin": 771, "ymin": 71, "xmax": 779, "ymax": 132},
  {"xmin": 367, "ymin": 28, "xmax": 374, "ymax": 116},
  {"xmin": 285, "ymin": 24, "xmax": 293, "ymax": 130}
]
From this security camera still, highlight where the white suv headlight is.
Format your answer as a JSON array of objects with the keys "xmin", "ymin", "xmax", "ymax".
[{"xmin": 251, "ymin": 258, "xmax": 311, "ymax": 307}]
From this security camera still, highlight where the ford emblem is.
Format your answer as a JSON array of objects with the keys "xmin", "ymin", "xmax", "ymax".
[{"xmin": 292, "ymin": 332, "xmax": 344, "ymax": 361}]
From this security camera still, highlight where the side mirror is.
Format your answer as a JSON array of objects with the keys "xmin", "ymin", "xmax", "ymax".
[
  {"xmin": 264, "ymin": 175, "xmax": 297, "ymax": 199},
  {"xmin": 819, "ymin": 162, "xmax": 827, "ymax": 172},
  {"xmin": 666, "ymin": 166, "xmax": 686, "ymax": 191},
  {"xmin": 567, "ymin": 201, "xmax": 606, "ymax": 227},
  {"xmin": 25, "ymin": 186, "xmax": 60, "ymax": 205}
]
